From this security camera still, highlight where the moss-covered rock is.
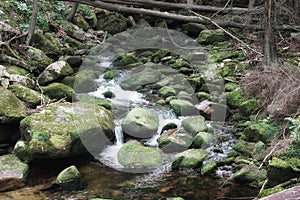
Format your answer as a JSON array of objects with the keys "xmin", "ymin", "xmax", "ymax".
[
  {"xmin": 4, "ymin": 65, "xmax": 30, "ymax": 76},
  {"xmin": 9, "ymin": 85, "xmax": 46, "ymax": 107},
  {"xmin": 243, "ymin": 122, "xmax": 277, "ymax": 143},
  {"xmin": 120, "ymin": 67, "xmax": 161, "ymax": 91},
  {"xmin": 96, "ymin": 11, "xmax": 127, "ymax": 35},
  {"xmin": 73, "ymin": 14, "xmax": 90, "ymax": 31},
  {"xmin": 42, "ymin": 83, "xmax": 75, "ymax": 101},
  {"xmin": 0, "ymin": 87, "xmax": 26, "ymax": 123},
  {"xmin": 182, "ymin": 22, "xmax": 206, "ymax": 35},
  {"xmin": 74, "ymin": 70, "xmax": 98, "ymax": 93},
  {"xmin": 170, "ymin": 99, "xmax": 198, "ymax": 116},
  {"xmin": 233, "ymin": 164, "xmax": 267, "ymax": 185},
  {"xmin": 197, "ymin": 29, "xmax": 226, "ymax": 45},
  {"xmin": 61, "ymin": 75, "xmax": 76, "ymax": 88},
  {"xmin": 25, "ymin": 46, "xmax": 53, "ymax": 72},
  {"xmin": 201, "ymin": 161, "xmax": 217, "ymax": 176},
  {"xmin": 117, "ymin": 140, "xmax": 162, "ymax": 169},
  {"xmin": 60, "ymin": 56, "xmax": 83, "ymax": 69},
  {"xmin": 258, "ymin": 187, "xmax": 285, "ymax": 198},
  {"xmin": 158, "ymin": 129, "xmax": 193, "ymax": 153},
  {"xmin": 55, "ymin": 165, "xmax": 80, "ymax": 190},
  {"xmin": 267, "ymin": 157, "xmax": 300, "ymax": 187},
  {"xmin": 196, "ymin": 92, "xmax": 210, "ymax": 101},
  {"xmin": 158, "ymin": 86, "xmax": 176, "ymax": 98},
  {"xmin": 172, "ymin": 149, "xmax": 208, "ymax": 169},
  {"xmin": 103, "ymin": 70, "xmax": 120, "ymax": 80},
  {"xmin": 122, "ymin": 108, "xmax": 159, "ymax": 138},
  {"xmin": 78, "ymin": 96, "xmax": 112, "ymax": 110},
  {"xmin": 31, "ymin": 32, "xmax": 61, "ymax": 56},
  {"xmin": 0, "ymin": 154, "xmax": 29, "ymax": 191},
  {"xmin": 233, "ymin": 139, "xmax": 255, "ymax": 157},
  {"xmin": 193, "ymin": 132, "xmax": 213, "ymax": 148},
  {"xmin": 14, "ymin": 102, "xmax": 114, "ymax": 161},
  {"xmin": 182, "ymin": 116, "xmax": 207, "ymax": 135},
  {"xmin": 38, "ymin": 61, "xmax": 74, "ymax": 85},
  {"xmin": 226, "ymin": 89, "xmax": 242, "ymax": 109}
]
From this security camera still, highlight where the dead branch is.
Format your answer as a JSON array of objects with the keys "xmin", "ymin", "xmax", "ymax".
[{"xmin": 0, "ymin": 54, "xmax": 32, "ymax": 71}]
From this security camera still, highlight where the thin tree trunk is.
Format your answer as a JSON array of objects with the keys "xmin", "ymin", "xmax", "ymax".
[
  {"xmin": 26, "ymin": 0, "xmax": 38, "ymax": 45},
  {"xmin": 295, "ymin": 0, "xmax": 300, "ymax": 25},
  {"xmin": 263, "ymin": 0, "xmax": 278, "ymax": 67},
  {"xmin": 245, "ymin": 0, "xmax": 255, "ymax": 26},
  {"xmin": 66, "ymin": 2, "xmax": 78, "ymax": 22}
]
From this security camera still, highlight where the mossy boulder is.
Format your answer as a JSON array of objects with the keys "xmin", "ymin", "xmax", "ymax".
[
  {"xmin": 170, "ymin": 99, "xmax": 198, "ymax": 116},
  {"xmin": 233, "ymin": 164, "xmax": 267, "ymax": 185},
  {"xmin": 122, "ymin": 108, "xmax": 159, "ymax": 138},
  {"xmin": 233, "ymin": 139, "xmax": 256, "ymax": 157},
  {"xmin": 103, "ymin": 70, "xmax": 120, "ymax": 79},
  {"xmin": 74, "ymin": 70, "xmax": 98, "ymax": 93},
  {"xmin": 14, "ymin": 102, "xmax": 114, "ymax": 161},
  {"xmin": 182, "ymin": 116, "xmax": 207, "ymax": 136},
  {"xmin": 177, "ymin": 91, "xmax": 193, "ymax": 101},
  {"xmin": 42, "ymin": 83, "xmax": 75, "ymax": 101},
  {"xmin": 25, "ymin": 46, "xmax": 52, "ymax": 72},
  {"xmin": 172, "ymin": 149, "xmax": 208, "ymax": 169},
  {"xmin": 120, "ymin": 68, "xmax": 161, "ymax": 91},
  {"xmin": 38, "ymin": 61, "xmax": 74, "ymax": 85},
  {"xmin": 197, "ymin": 29, "xmax": 226, "ymax": 44},
  {"xmin": 119, "ymin": 53, "xmax": 140, "ymax": 67},
  {"xmin": 201, "ymin": 161, "xmax": 217, "ymax": 176},
  {"xmin": 0, "ymin": 154, "xmax": 29, "ymax": 191},
  {"xmin": 225, "ymin": 89, "xmax": 242, "ymax": 109},
  {"xmin": 158, "ymin": 129, "xmax": 193, "ymax": 153},
  {"xmin": 9, "ymin": 85, "xmax": 46, "ymax": 107},
  {"xmin": 61, "ymin": 75, "xmax": 76, "ymax": 88},
  {"xmin": 32, "ymin": 32, "xmax": 61, "ymax": 56},
  {"xmin": 243, "ymin": 122, "xmax": 277, "ymax": 143},
  {"xmin": 96, "ymin": 11, "xmax": 127, "ymax": 35},
  {"xmin": 55, "ymin": 165, "xmax": 80, "ymax": 190},
  {"xmin": 196, "ymin": 92, "xmax": 210, "ymax": 101},
  {"xmin": 5, "ymin": 65, "xmax": 30, "ymax": 76},
  {"xmin": 117, "ymin": 140, "xmax": 162, "ymax": 169},
  {"xmin": 158, "ymin": 86, "xmax": 176, "ymax": 98},
  {"xmin": 73, "ymin": 14, "xmax": 90, "ymax": 31},
  {"xmin": 78, "ymin": 96, "xmax": 112, "ymax": 110},
  {"xmin": 0, "ymin": 87, "xmax": 26, "ymax": 123},
  {"xmin": 193, "ymin": 132, "xmax": 213, "ymax": 148},
  {"xmin": 267, "ymin": 157, "xmax": 300, "ymax": 187}
]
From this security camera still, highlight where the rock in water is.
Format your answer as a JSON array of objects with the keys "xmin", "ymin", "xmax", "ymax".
[
  {"xmin": 172, "ymin": 149, "xmax": 208, "ymax": 169},
  {"xmin": 55, "ymin": 165, "xmax": 80, "ymax": 190},
  {"xmin": 0, "ymin": 154, "xmax": 29, "ymax": 191},
  {"xmin": 122, "ymin": 108, "xmax": 159, "ymax": 138},
  {"xmin": 182, "ymin": 115, "xmax": 207, "ymax": 136}
]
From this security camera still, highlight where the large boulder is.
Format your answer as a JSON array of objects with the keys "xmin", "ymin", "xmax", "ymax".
[
  {"xmin": 55, "ymin": 165, "xmax": 80, "ymax": 190},
  {"xmin": 170, "ymin": 99, "xmax": 198, "ymax": 116},
  {"xmin": 0, "ymin": 154, "xmax": 29, "ymax": 191},
  {"xmin": 172, "ymin": 149, "xmax": 208, "ymax": 169},
  {"xmin": 42, "ymin": 83, "xmax": 75, "ymax": 101},
  {"xmin": 182, "ymin": 115, "xmax": 207, "ymax": 135},
  {"xmin": 122, "ymin": 108, "xmax": 159, "ymax": 138},
  {"xmin": 233, "ymin": 164, "xmax": 267, "ymax": 185},
  {"xmin": 14, "ymin": 102, "xmax": 115, "ymax": 161},
  {"xmin": 9, "ymin": 85, "xmax": 46, "ymax": 107},
  {"xmin": 0, "ymin": 87, "xmax": 26, "ymax": 123},
  {"xmin": 197, "ymin": 29, "xmax": 226, "ymax": 44},
  {"xmin": 119, "ymin": 68, "xmax": 161, "ymax": 91},
  {"xmin": 38, "ymin": 61, "xmax": 73, "ymax": 85},
  {"xmin": 117, "ymin": 140, "xmax": 162, "ymax": 169}
]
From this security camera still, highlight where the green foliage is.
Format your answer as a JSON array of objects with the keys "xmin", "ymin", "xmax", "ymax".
[{"xmin": 285, "ymin": 117, "xmax": 300, "ymax": 143}]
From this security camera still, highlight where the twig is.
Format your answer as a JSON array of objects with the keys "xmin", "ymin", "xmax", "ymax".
[
  {"xmin": 256, "ymin": 179, "xmax": 269, "ymax": 199},
  {"xmin": 259, "ymin": 143, "xmax": 279, "ymax": 169},
  {"xmin": 211, "ymin": 0, "xmax": 231, "ymax": 18},
  {"xmin": 274, "ymin": 177, "xmax": 298, "ymax": 188},
  {"xmin": 189, "ymin": 10, "xmax": 264, "ymax": 56}
]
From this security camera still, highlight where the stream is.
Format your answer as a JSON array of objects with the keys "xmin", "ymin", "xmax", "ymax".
[{"xmin": 1, "ymin": 46, "xmax": 259, "ymax": 199}]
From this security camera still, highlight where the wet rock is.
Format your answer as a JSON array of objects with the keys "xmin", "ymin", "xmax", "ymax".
[
  {"xmin": 182, "ymin": 115, "xmax": 207, "ymax": 135},
  {"xmin": 38, "ymin": 61, "xmax": 73, "ymax": 85},
  {"xmin": 0, "ymin": 154, "xmax": 29, "ymax": 191},
  {"xmin": 8, "ymin": 85, "xmax": 46, "ymax": 107},
  {"xmin": 55, "ymin": 165, "xmax": 80, "ymax": 190},
  {"xmin": 172, "ymin": 149, "xmax": 208, "ymax": 169},
  {"xmin": 42, "ymin": 83, "xmax": 75, "ymax": 101},
  {"xmin": 158, "ymin": 86, "xmax": 176, "ymax": 98},
  {"xmin": 118, "ymin": 140, "xmax": 162, "ymax": 169},
  {"xmin": 103, "ymin": 91, "xmax": 115, "ymax": 98},
  {"xmin": 122, "ymin": 108, "xmax": 159, "ymax": 138},
  {"xmin": 14, "ymin": 102, "xmax": 114, "ymax": 161},
  {"xmin": 267, "ymin": 157, "xmax": 300, "ymax": 187},
  {"xmin": 233, "ymin": 164, "xmax": 267, "ymax": 184},
  {"xmin": 0, "ymin": 87, "xmax": 26, "ymax": 123},
  {"xmin": 158, "ymin": 129, "xmax": 193, "ymax": 153},
  {"xmin": 170, "ymin": 99, "xmax": 198, "ymax": 116},
  {"xmin": 103, "ymin": 70, "xmax": 120, "ymax": 80},
  {"xmin": 197, "ymin": 29, "xmax": 226, "ymax": 45},
  {"xmin": 201, "ymin": 161, "xmax": 217, "ymax": 176},
  {"xmin": 193, "ymin": 132, "xmax": 213, "ymax": 148},
  {"xmin": 120, "ymin": 68, "xmax": 161, "ymax": 91}
]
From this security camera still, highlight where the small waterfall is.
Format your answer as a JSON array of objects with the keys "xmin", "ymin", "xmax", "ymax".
[{"xmin": 114, "ymin": 119, "xmax": 124, "ymax": 146}]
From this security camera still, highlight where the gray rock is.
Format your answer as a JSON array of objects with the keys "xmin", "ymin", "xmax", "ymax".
[
  {"xmin": 197, "ymin": 29, "xmax": 226, "ymax": 44},
  {"xmin": 170, "ymin": 99, "xmax": 197, "ymax": 116},
  {"xmin": 55, "ymin": 165, "xmax": 80, "ymax": 190},
  {"xmin": 38, "ymin": 61, "xmax": 73, "ymax": 85},
  {"xmin": 122, "ymin": 108, "xmax": 159, "ymax": 138},
  {"xmin": 182, "ymin": 115, "xmax": 207, "ymax": 135},
  {"xmin": 193, "ymin": 132, "xmax": 213, "ymax": 148},
  {"xmin": 233, "ymin": 164, "xmax": 267, "ymax": 184},
  {"xmin": 0, "ymin": 154, "xmax": 29, "ymax": 191}
]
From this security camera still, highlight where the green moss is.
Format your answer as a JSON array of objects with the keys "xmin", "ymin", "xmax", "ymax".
[
  {"xmin": 42, "ymin": 83, "xmax": 75, "ymax": 101},
  {"xmin": 5, "ymin": 65, "xmax": 30, "ymax": 76},
  {"xmin": 201, "ymin": 161, "xmax": 217, "ymax": 175},
  {"xmin": 226, "ymin": 89, "xmax": 242, "ymax": 109},
  {"xmin": 103, "ymin": 70, "xmax": 120, "ymax": 79},
  {"xmin": 9, "ymin": 85, "xmax": 44, "ymax": 107},
  {"xmin": 0, "ymin": 154, "xmax": 29, "ymax": 178},
  {"xmin": 31, "ymin": 131, "xmax": 50, "ymax": 142},
  {"xmin": 172, "ymin": 149, "xmax": 208, "ymax": 169},
  {"xmin": 233, "ymin": 139, "xmax": 255, "ymax": 157},
  {"xmin": 259, "ymin": 187, "xmax": 284, "ymax": 198},
  {"xmin": 197, "ymin": 29, "xmax": 225, "ymax": 45},
  {"xmin": 158, "ymin": 86, "xmax": 176, "ymax": 98}
]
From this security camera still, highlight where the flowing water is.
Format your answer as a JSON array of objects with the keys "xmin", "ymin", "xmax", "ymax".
[{"xmin": 0, "ymin": 56, "xmax": 260, "ymax": 200}]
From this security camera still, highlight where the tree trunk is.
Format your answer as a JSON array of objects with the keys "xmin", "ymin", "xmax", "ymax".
[
  {"xmin": 295, "ymin": 0, "xmax": 300, "ymax": 25},
  {"xmin": 26, "ymin": 0, "xmax": 38, "ymax": 45},
  {"xmin": 245, "ymin": 0, "xmax": 255, "ymax": 27},
  {"xmin": 66, "ymin": 2, "xmax": 78, "ymax": 22},
  {"xmin": 263, "ymin": 0, "xmax": 278, "ymax": 67}
]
